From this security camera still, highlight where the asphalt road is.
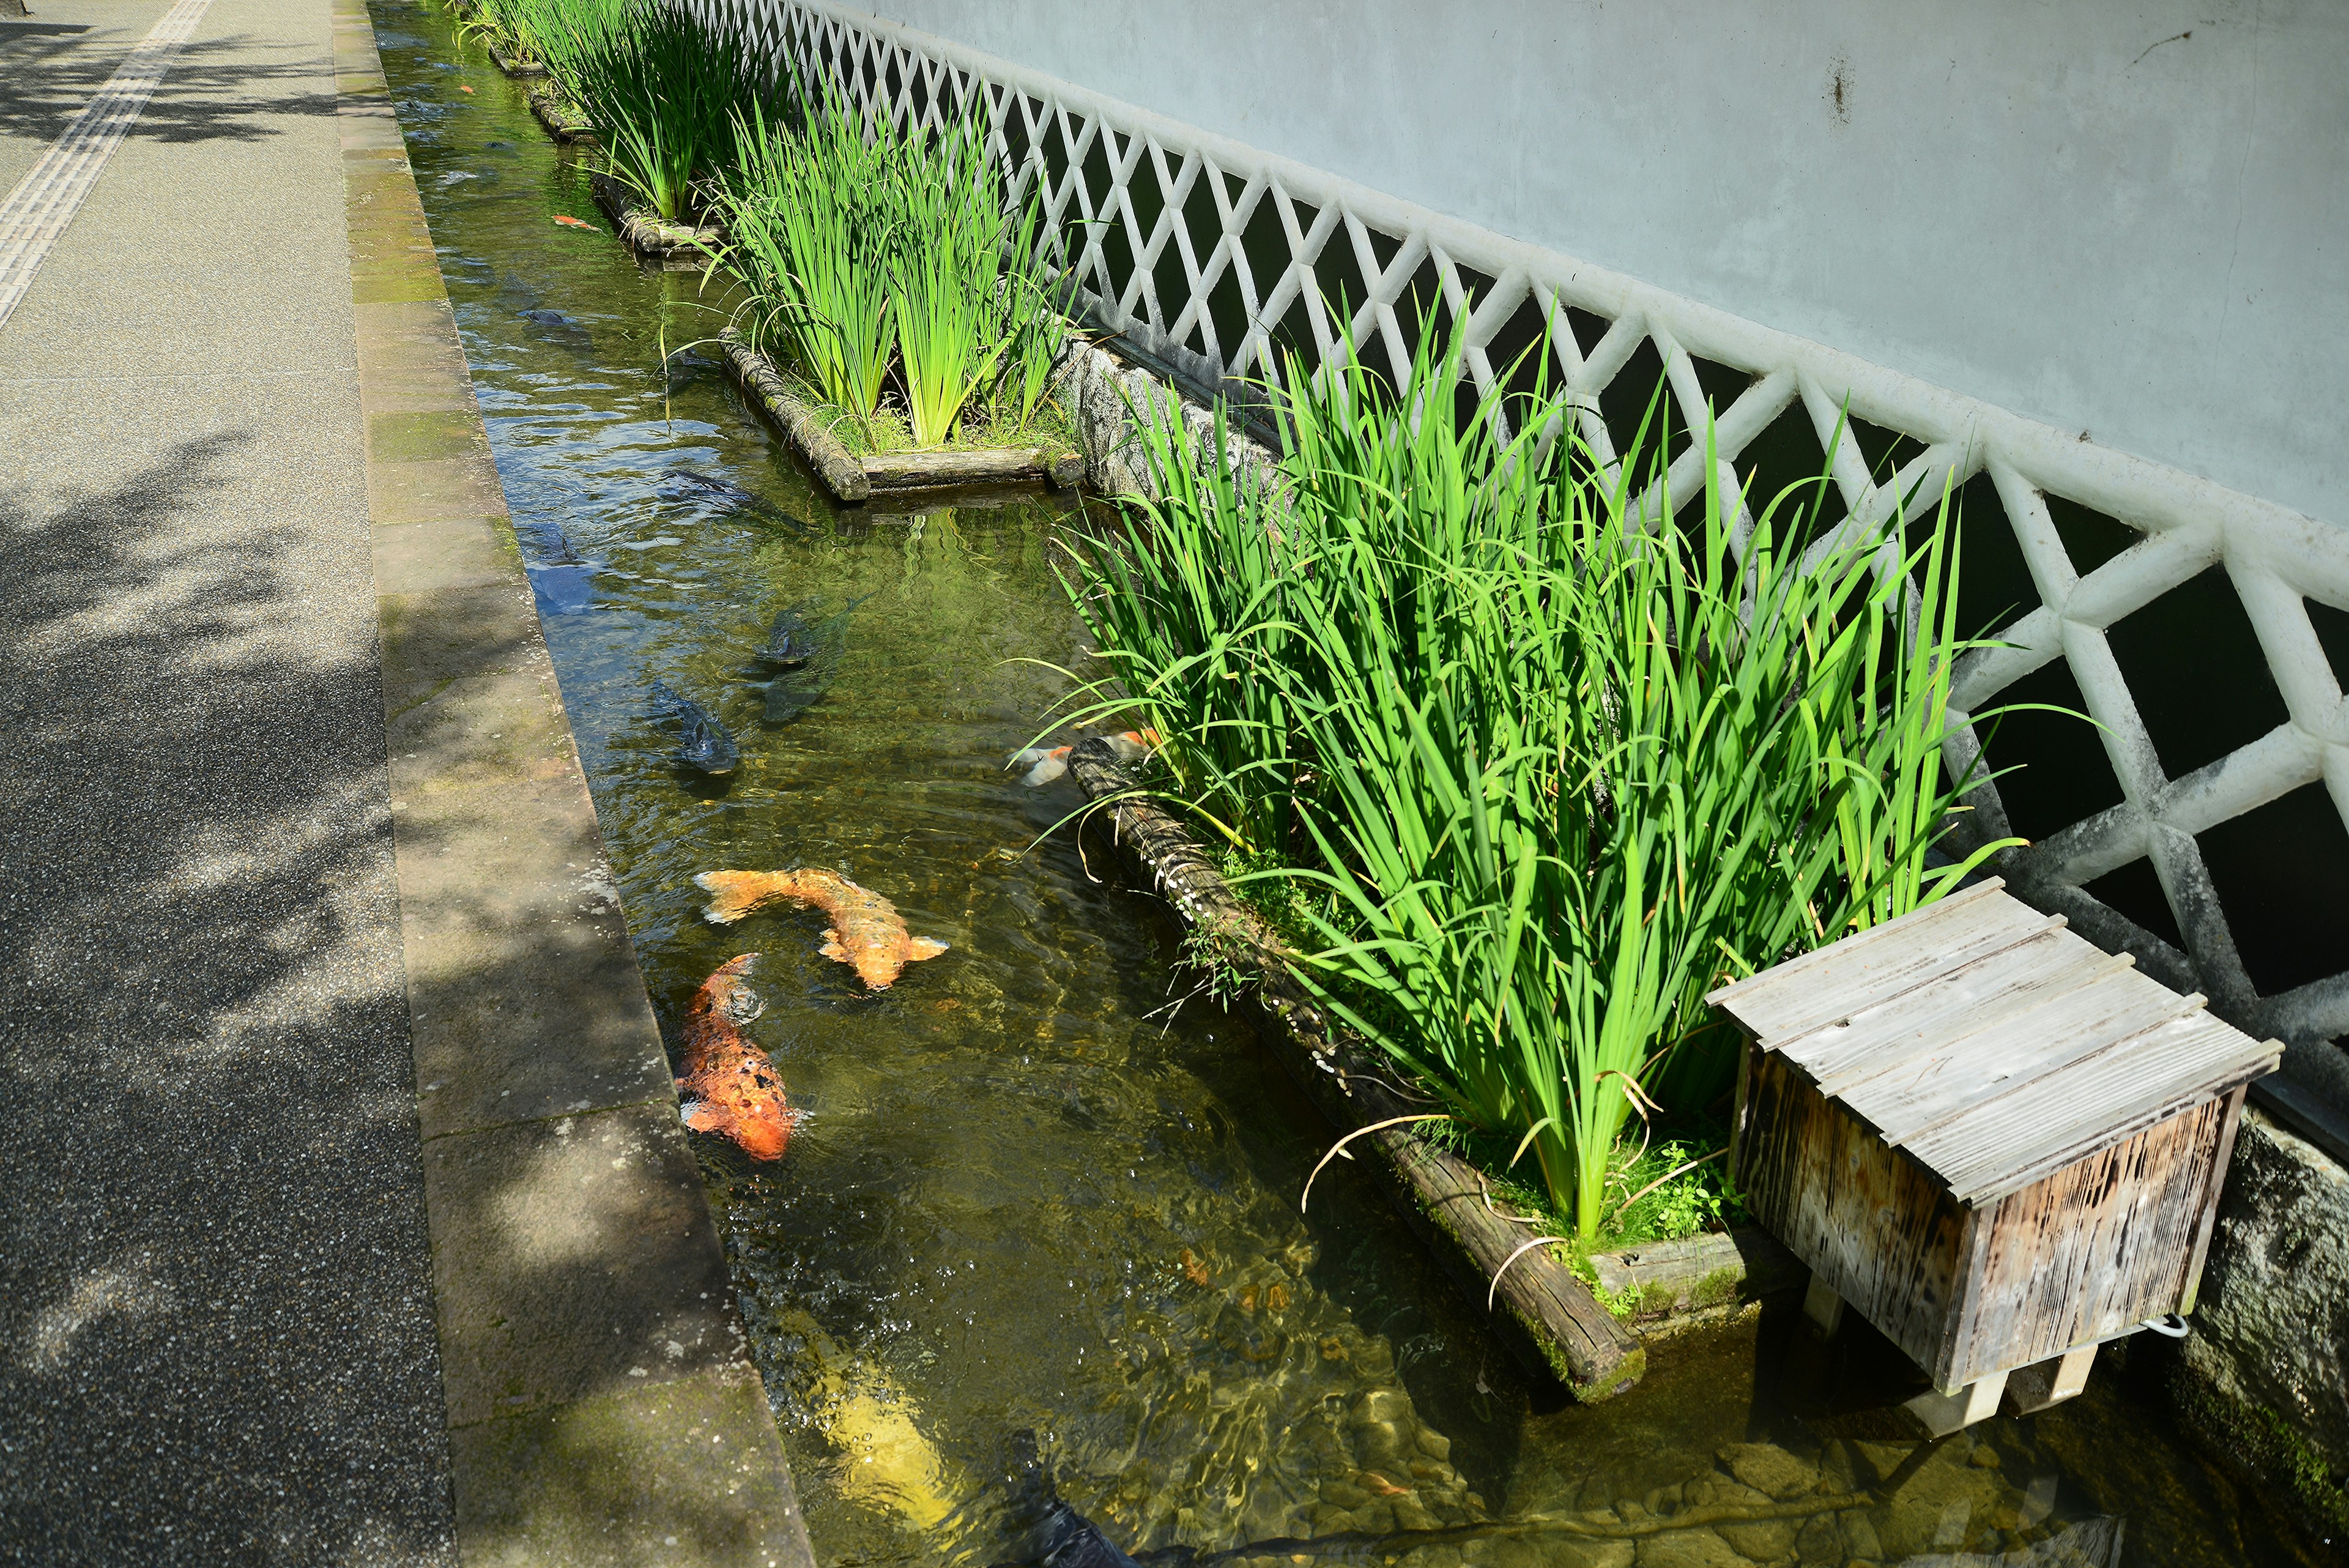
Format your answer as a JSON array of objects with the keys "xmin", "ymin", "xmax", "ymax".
[{"xmin": 0, "ymin": 1, "xmax": 459, "ymax": 1561}]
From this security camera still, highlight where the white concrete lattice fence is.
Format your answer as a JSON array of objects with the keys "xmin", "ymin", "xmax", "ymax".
[{"xmin": 705, "ymin": 0, "xmax": 2349, "ymax": 1120}]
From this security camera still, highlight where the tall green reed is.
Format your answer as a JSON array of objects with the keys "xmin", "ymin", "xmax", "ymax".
[
  {"xmin": 550, "ymin": 0, "xmax": 748, "ymax": 221},
  {"xmin": 1060, "ymin": 308, "xmax": 2022, "ymax": 1236},
  {"xmin": 888, "ymin": 105, "xmax": 1061, "ymax": 445},
  {"xmin": 710, "ymin": 80, "xmax": 1066, "ymax": 448},
  {"xmin": 712, "ymin": 92, "xmax": 898, "ymax": 433}
]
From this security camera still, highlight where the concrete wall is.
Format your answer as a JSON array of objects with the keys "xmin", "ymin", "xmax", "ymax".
[{"xmin": 862, "ymin": 0, "xmax": 2348, "ymax": 530}]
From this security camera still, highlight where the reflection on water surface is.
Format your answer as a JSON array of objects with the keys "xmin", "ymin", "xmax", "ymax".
[{"xmin": 369, "ymin": 9, "xmax": 2327, "ymax": 1562}]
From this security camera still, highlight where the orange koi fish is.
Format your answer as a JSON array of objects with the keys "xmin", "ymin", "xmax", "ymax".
[
  {"xmin": 677, "ymin": 954, "xmax": 793, "ymax": 1160},
  {"xmin": 552, "ymin": 214, "xmax": 595, "ymax": 229},
  {"xmin": 458, "ymin": 84, "xmax": 475, "ymax": 94},
  {"xmin": 695, "ymin": 868, "xmax": 949, "ymax": 990},
  {"xmin": 1010, "ymin": 727, "xmax": 1159, "ymax": 787}
]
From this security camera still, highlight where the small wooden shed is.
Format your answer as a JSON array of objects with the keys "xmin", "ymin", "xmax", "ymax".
[{"xmin": 1709, "ymin": 879, "xmax": 2277, "ymax": 1432}]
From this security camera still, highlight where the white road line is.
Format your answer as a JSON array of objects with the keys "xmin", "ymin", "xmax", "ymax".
[{"xmin": 0, "ymin": 0, "xmax": 219, "ymax": 329}]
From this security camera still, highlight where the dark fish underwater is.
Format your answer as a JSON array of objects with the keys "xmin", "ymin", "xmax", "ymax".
[
  {"xmin": 648, "ymin": 679, "xmax": 739, "ymax": 774},
  {"xmin": 756, "ymin": 592, "xmax": 871, "ymax": 724},
  {"xmin": 523, "ymin": 522, "xmax": 596, "ymax": 614},
  {"xmin": 659, "ymin": 467, "xmax": 806, "ymax": 530}
]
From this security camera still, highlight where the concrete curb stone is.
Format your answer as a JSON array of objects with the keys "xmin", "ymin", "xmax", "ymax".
[{"xmin": 335, "ymin": 2, "xmax": 816, "ymax": 1561}]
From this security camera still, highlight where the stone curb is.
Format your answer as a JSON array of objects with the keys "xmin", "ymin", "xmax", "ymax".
[{"xmin": 335, "ymin": 5, "xmax": 815, "ymax": 1563}]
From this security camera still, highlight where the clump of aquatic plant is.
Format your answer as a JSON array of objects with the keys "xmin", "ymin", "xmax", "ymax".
[
  {"xmin": 711, "ymin": 80, "xmax": 1066, "ymax": 449},
  {"xmin": 1059, "ymin": 307, "xmax": 2025, "ymax": 1236},
  {"xmin": 451, "ymin": 0, "xmax": 544, "ymax": 66},
  {"xmin": 547, "ymin": 0, "xmax": 749, "ymax": 221},
  {"xmin": 713, "ymin": 92, "xmax": 899, "ymax": 434}
]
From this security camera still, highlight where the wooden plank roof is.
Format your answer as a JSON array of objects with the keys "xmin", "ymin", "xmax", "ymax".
[{"xmin": 1708, "ymin": 880, "xmax": 2279, "ymax": 1204}]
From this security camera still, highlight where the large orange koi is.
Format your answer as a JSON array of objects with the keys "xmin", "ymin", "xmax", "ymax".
[
  {"xmin": 677, "ymin": 954, "xmax": 793, "ymax": 1160},
  {"xmin": 694, "ymin": 868, "xmax": 949, "ymax": 990}
]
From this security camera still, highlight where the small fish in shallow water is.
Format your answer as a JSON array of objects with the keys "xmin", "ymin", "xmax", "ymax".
[
  {"xmin": 656, "ymin": 467, "xmax": 803, "ymax": 526},
  {"xmin": 524, "ymin": 524, "xmax": 595, "ymax": 614},
  {"xmin": 517, "ymin": 307, "xmax": 574, "ymax": 327},
  {"xmin": 758, "ymin": 593, "xmax": 870, "ymax": 724},
  {"xmin": 696, "ymin": 867, "xmax": 947, "ymax": 990},
  {"xmin": 754, "ymin": 596, "xmax": 826, "ymax": 668},
  {"xmin": 458, "ymin": 84, "xmax": 473, "ymax": 93},
  {"xmin": 676, "ymin": 954, "xmax": 793, "ymax": 1161},
  {"xmin": 648, "ymin": 679, "xmax": 738, "ymax": 774},
  {"xmin": 1011, "ymin": 729, "xmax": 1159, "ymax": 787},
  {"xmin": 552, "ymin": 214, "xmax": 595, "ymax": 230}
]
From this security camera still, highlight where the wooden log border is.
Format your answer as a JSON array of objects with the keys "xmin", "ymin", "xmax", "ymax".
[
  {"xmin": 483, "ymin": 37, "xmax": 543, "ymax": 77},
  {"xmin": 1064, "ymin": 737, "xmax": 1646, "ymax": 1401},
  {"xmin": 588, "ymin": 172, "xmax": 719, "ymax": 271},
  {"xmin": 526, "ymin": 83, "xmax": 594, "ymax": 144},
  {"xmin": 718, "ymin": 335, "xmax": 1085, "ymax": 504},
  {"xmin": 718, "ymin": 330, "xmax": 872, "ymax": 501}
]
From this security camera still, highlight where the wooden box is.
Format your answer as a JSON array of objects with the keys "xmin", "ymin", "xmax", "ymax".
[{"xmin": 1709, "ymin": 880, "xmax": 2277, "ymax": 1420}]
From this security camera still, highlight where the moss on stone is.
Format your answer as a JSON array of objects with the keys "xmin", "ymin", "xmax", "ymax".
[
  {"xmin": 2170, "ymin": 1359, "xmax": 2349, "ymax": 1540},
  {"xmin": 1690, "ymin": 1265, "xmax": 1742, "ymax": 1310}
]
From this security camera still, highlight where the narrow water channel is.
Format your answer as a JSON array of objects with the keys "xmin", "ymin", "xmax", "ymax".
[{"xmin": 369, "ymin": 7, "xmax": 2327, "ymax": 1563}]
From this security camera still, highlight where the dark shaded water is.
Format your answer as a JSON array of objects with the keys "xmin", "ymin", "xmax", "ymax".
[{"xmin": 370, "ymin": 6, "xmax": 2330, "ymax": 1563}]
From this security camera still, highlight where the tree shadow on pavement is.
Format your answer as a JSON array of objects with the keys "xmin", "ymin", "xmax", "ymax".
[
  {"xmin": 0, "ymin": 430, "xmax": 461, "ymax": 1567},
  {"xmin": 0, "ymin": 31, "xmax": 340, "ymax": 148}
]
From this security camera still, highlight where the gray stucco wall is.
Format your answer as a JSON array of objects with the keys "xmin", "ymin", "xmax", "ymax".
[{"xmin": 862, "ymin": 0, "xmax": 2347, "ymax": 530}]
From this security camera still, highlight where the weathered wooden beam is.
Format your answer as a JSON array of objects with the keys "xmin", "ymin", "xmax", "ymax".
[
  {"xmin": 2004, "ymin": 1343, "xmax": 2098, "ymax": 1414},
  {"xmin": 1902, "ymin": 1369, "xmax": 2008, "ymax": 1436},
  {"xmin": 720, "ymin": 338, "xmax": 1086, "ymax": 502},
  {"xmin": 863, "ymin": 446, "xmax": 1085, "ymax": 491},
  {"xmin": 483, "ymin": 38, "xmax": 542, "ymax": 77},
  {"xmin": 1066, "ymin": 737, "xmax": 1645, "ymax": 1402},
  {"xmin": 588, "ymin": 173, "xmax": 718, "ymax": 271},
  {"xmin": 525, "ymin": 84, "xmax": 593, "ymax": 144},
  {"xmin": 1585, "ymin": 1228, "xmax": 1805, "ymax": 1323},
  {"xmin": 718, "ymin": 331, "xmax": 870, "ymax": 503},
  {"xmin": 1802, "ymin": 1274, "xmax": 1846, "ymax": 1338}
]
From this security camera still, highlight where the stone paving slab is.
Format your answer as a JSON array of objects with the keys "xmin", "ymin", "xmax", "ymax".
[
  {"xmin": 451, "ymin": 1366, "xmax": 811, "ymax": 1568},
  {"xmin": 332, "ymin": 0, "xmax": 817, "ymax": 1561},
  {"xmin": 423, "ymin": 1101, "xmax": 747, "ymax": 1425}
]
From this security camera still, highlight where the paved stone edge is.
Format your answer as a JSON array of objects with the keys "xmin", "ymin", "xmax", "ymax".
[{"xmin": 332, "ymin": 6, "xmax": 814, "ymax": 1563}]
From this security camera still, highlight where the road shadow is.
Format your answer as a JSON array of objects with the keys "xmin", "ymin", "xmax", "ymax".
[
  {"xmin": 0, "ymin": 430, "xmax": 459, "ymax": 1566},
  {"xmin": 0, "ymin": 30, "xmax": 338, "ymax": 147}
]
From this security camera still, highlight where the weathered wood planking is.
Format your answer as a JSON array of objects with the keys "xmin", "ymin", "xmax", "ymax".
[
  {"xmin": 1848, "ymin": 971, "xmax": 2202, "ymax": 1145},
  {"xmin": 1952, "ymin": 1094, "xmax": 2232, "ymax": 1383},
  {"xmin": 1716, "ymin": 898, "xmax": 2061, "ymax": 1046},
  {"xmin": 1717, "ymin": 885, "xmax": 2279, "ymax": 1402},
  {"xmin": 1910, "ymin": 1013, "xmax": 2270, "ymax": 1203},
  {"xmin": 1737, "ymin": 1050, "xmax": 1967, "ymax": 1375},
  {"xmin": 1701, "ymin": 877, "xmax": 2009, "ymax": 1014},
  {"xmin": 1794, "ymin": 930, "xmax": 2118, "ymax": 1093}
]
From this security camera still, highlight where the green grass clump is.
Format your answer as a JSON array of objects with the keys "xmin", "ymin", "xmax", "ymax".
[
  {"xmin": 541, "ymin": 0, "xmax": 749, "ymax": 221},
  {"xmin": 708, "ymin": 83, "xmax": 1067, "ymax": 451},
  {"xmin": 1058, "ymin": 306, "xmax": 2035, "ymax": 1239},
  {"xmin": 451, "ymin": 0, "xmax": 547, "ymax": 66}
]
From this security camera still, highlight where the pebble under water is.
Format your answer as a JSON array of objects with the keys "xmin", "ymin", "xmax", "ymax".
[{"xmin": 369, "ymin": 7, "xmax": 2333, "ymax": 1563}]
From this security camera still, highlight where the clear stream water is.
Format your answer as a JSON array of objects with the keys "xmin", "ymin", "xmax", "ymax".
[{"xmin": 373, "ymin": 8, "xmax": 2327, "ymax": 1563}]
